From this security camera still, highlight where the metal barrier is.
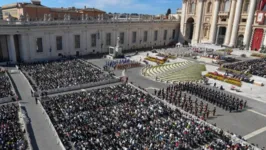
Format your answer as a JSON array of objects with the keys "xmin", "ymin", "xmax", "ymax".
[
  {"xmin": 43, "ymin": 78, "xmax": 120, "ymax": 95},
  {"xmin": 128, "ymin": 83, "xmax": 261, "ymax": 150}
]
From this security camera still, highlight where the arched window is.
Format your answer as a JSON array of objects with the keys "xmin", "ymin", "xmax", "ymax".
[
  {"xmin": 243, "ymin": 0, "xmax": 250, "ymax": 12},
  {"xmin": 224, "ymin": 0, "xmax": 231, "ymax": 12},
  {"xmin": 190, "ymin": 2, "xmax": 195, "ymax": 13},
  {"xmin": 207, "ymin": 2, "xmax": 212, "ymax": 13}
]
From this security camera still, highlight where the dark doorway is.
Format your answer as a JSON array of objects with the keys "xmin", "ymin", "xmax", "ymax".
[
  {"xmin": 76, "ymin": 51, "xmax": 80, "ymax": 57},
  {"xmin": 186, "ymin": 18, "xmax": 195, "ymax": 41},
  {"xmin": 251, "ymin": 28, "xmax": 263, "ymax": 51},
  {"xmin": 0, "ymin": 35, "xmax": 9, "ymax": 62},
  {"xmin": 14, "ymin": 35, "xmax": 21, "ymax": 62},
  {"xmin": 237, "ymin": 35, "xmax": 244, "ymax": 47},
  {"xmin": 216, "ymin": 27, "xmax": 227, "ymax": 45}
]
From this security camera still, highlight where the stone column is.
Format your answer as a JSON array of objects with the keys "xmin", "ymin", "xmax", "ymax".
[
  {"xmin": 229, "ymin": 0, "xmax": 243, "ymax": 47},
  {"xmin": 7, "ymin": 35, "xmax": 17, "ymax": 63},
  {"xmin": 243, "ymin": 0, "xmax": 257, "ymax": 50},
  {"xmin": 180, "ymin": 0, "xmax": 187, "ymax": 36},
  {"xmin": 209, "ymin": 0, "xmax": 220, "ymax": 43},
  {"xmin": 192, "ymin": 0, "xmax": 204, "ymax": 44},
  {"xmin": 215, "ymin": 27, "xmax": 220, "ymax": 44},
  {"xmin": 224, "ymin": 0, "xmax": 237, "ymax": 45}
]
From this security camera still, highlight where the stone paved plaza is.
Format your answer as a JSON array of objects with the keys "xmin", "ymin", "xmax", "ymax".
[{"xmin": 1, "ymin": 48, "xmax": 266, "ymax": 150}]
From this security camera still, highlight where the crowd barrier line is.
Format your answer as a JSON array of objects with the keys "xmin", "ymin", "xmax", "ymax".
[{"xmin": 44, "ymin": 78, "xmax": 121, "ymax": 95}]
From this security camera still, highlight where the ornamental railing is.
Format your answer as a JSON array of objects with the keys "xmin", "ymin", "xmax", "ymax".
[{"xmin": 0, "ymin": 18, "xmax": 179, "ymax": 26}]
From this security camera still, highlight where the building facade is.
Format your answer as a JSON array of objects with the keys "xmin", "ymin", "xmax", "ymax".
[
  {"xmin": 0, "ymin": 7, "xmax": 2, "ymax": 20},
  {"xmin": 1, "ymin": 0, "xmax": 105, "ymax": 21},
  {"xmin": 0, "ymin": 19, "xmax": 179, "ymax": 63},
  {"xmin": 180, "ymin": 0, "xmax": 266, "ymax": 51}
]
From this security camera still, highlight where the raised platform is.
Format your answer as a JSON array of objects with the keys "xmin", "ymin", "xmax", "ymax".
[
  {"xmin": 106, "ymin": 54, "xmax": 114, "ymax": 60},
  {"xmin": 106, "ymin": 54, "xmax": 125, "ymax": 60}
]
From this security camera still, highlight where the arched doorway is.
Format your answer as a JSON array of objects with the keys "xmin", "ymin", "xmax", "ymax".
[
  {"xmin": 237, "ymin": 35, "xmax": 244, "ymax": 47},
  {"xmin": 251, "ymin": 28, "xmax": 263, "ymax": 51},
  {"xmin": 186, "ymin": 18, "xmax": 194, "ymax": 42}
]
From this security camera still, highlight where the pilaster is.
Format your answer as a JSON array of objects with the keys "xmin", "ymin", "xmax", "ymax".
[{"xmin": 7, "ymin": 35, "xmax": 17, "ymax": 63}]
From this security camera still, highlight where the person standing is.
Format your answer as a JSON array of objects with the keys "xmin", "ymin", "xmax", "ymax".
[
  {"xmin": 213, "ymin": 107, "xmax": 216, "ymax": 116},
  {"xmin": 35, "ymin": 97, "xmax": 38, "ymax": 104}
]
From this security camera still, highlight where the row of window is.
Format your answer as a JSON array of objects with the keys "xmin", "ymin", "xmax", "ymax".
[
  {"xmin": 189, "ymin": 0, "xmax": 250, "ymax": 14},
  {"xmin": 36, "ymin": 30, "xmax": 176, "ymax": 52}
]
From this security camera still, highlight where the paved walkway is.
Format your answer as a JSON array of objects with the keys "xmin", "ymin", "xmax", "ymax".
[{"xmin": 11, "ymin": 72, "xmax": 63, "ymax": 150}]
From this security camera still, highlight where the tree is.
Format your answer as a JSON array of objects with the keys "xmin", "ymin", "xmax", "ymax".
[{"xmin": 166, "ymin": 8, "xmax": 171, "ymax": 17}]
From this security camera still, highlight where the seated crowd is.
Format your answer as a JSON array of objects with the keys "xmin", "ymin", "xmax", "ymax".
[
  {"xmin": 223, "ymin": 58, "xmax": 266, "ymax": 77},
  {"xmin": 0, "ymin": 72, "xmax": 13, "ymax": 99},
  {"xmin": 0, "ymin": 103, "xmax": 28, "ymax": 150},
  {"xmin": 41, "ymin": 84, "xmax": 252, "ymax": 150},
  {"xmin": 19, "ymin": 59, "xmax": 113, "ymax": 91}
]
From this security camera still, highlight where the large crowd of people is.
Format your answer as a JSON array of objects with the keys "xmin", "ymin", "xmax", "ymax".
[
  {"xmin": 156, "ymin": 83, "xmax": 247, "ymax": 116},
  {"xmin": 0, "ymin": 72, "xmax": 13, "ymax": 99},
  {"xmin": 41, "ymin": 84, "xmax": 252, "ymax": 150},
  {"xmin": 223, "ymin": 58, "xmax": 266, "ymax": 77},
  {"xmin": 19, "ymin": 59, "xmax": 113, "ymax": 91},
  {"xmin": 0, "ymin": 103, "xmax": 28, "ymax": 150}
]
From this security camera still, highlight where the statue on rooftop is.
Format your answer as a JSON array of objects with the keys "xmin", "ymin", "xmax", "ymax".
[
  {"xmin": 98, "ymin": 14, "xmax": 101, "ymax": 21},
  {"xmin": 26, "ymin": 13, "xmax": 30, "ymax": 22},
  {"xmin": 81, "ymin": 14, "xmax": 84, "ymax": 21},
  {"xmin": 85, "ymin": 14, "xmax": 88, "ymax": 20},
  {"xmin": 101, "ymin": 14, "xmax": 104, "ymax": 20},
  {"xmin": 43, "ymin": 14, "xmax": 47, "ymax": 21},
  {"xmin": 47, "ymin": 14, "xmax": 52, "ymax": 21},
  {"xmin": 19, "ymin": 14, "xmax": 24, "ymax": 21},
  {"xmin": 64, "ymin": 14, "xmax": 67, "ymax": 21}
]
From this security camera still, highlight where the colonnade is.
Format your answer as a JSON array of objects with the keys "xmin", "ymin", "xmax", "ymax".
[{"xmin": 181, "ymin": 0, "xmax": 258, "ymax": 50}]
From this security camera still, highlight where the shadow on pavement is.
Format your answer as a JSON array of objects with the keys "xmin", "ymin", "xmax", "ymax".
[{"xmin": 21, "ymin": 106, "xmax": 39, "ymax": 150}]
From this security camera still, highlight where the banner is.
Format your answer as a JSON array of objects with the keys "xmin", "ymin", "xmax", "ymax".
[{"xmin": 257, "ymin": 11, "xmax": 265, "ymax": 24}]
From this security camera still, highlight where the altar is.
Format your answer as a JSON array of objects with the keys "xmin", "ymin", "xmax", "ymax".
[{"xmin": 107, "ymin": 36, "xmax": 124, "ymax": 59}]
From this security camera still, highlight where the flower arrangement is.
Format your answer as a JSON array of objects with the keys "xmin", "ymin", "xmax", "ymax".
[
  {"xmin": 145, "ymin": 56, "xmax": 167, "ymax": 64},
  {"xmin": 205, "ymin": 72, "xmax": 242, "ymax": 87},
  {"xmin": 251, "ymin": 53, "xmax": 266, "ymax": 58},
  {"xmin": 216, "ymin": 49, "xmax": 233, "ymax": 55},
  {"xmin": 115, "ymin": 62, "xmax": 142, "ymax": 70}
]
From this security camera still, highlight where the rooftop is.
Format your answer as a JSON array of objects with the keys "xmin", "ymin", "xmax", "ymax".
[{"xmin": 1, "ymin": 2, "xmax": 105, "ymax": 13}]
